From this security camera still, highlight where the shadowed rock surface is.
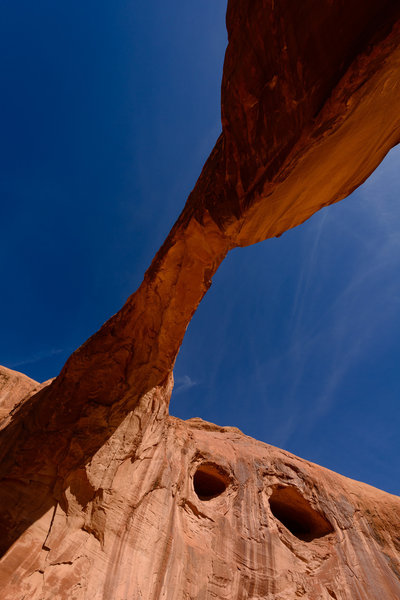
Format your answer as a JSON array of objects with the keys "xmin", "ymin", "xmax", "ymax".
[
  {"xmin": 1, "ymin": 378, "xmax": 400, "ymax": 599},
  {"xmin": 1, "ymin": 0, "xmax": 400, "ymax": 597}
]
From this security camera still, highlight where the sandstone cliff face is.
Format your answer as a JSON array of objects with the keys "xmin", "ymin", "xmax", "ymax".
[
  {"xmin": 0, "ymin": 366, "xmax": 41, "ymax": 422},
  {"xmin": 1, "ymin": 377, "xmax": 399, "ymax": 599},
  {"xmin": 1, "ymin": 0, "xmax": 400, "ymax": 597}
]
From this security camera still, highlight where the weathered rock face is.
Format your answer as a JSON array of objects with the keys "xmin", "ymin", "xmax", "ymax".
[
  {"xmin": 0, "ymin": 366, "xmax": 41, "ymax": 422},
  {"xmin": 1, "ymin": 0, "xmax": 400, "ymax": 597},
  {"xmin": 1, "ymin": 376, "xmax": 400, "ymax": 599}
]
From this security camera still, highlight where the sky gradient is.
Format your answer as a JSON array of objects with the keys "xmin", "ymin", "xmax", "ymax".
[{"xmin": 1, "ymin": 1, "xmax": 399, "ymax": 495}]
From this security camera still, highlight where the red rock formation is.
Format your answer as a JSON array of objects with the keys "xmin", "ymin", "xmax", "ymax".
[
  {"xmin": 1, "ymin": 386, "xmax": 400, "ymax": 599},
  {"xmin": 0, "ymin": 366, "xmax": 41, "ymax": 422},
  {"xmin": 1, "ymin": 1, "xmax": 400, "ymax": 597}
]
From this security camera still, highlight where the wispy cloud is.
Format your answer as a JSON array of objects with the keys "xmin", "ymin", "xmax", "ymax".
[
  {"xmin": 174, "ymin": 374, "xmax": 198, "ymax": 395},
  {"xmin": 8, "ymin": 348, "xmax": 65, "ymax": 369},
  {"xmin": 262, "ymin": 145, "xmax": 400, "ymax": 446}
]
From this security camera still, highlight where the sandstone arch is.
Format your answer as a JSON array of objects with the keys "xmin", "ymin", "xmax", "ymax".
[{"xmin": 1, "ymin": 1, "xmax": 400, "ymax": 598}]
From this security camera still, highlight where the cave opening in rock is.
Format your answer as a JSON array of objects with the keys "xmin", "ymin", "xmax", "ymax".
[
  {"xmin": 193, "ymin": 462, "xmax": 229, "ymax": 500},
  {"xmin": 269, "ymin": 486, "xmax": 334, "ymax": 541}
]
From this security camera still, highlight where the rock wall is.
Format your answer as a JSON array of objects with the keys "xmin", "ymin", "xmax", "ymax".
[
  {"xmin": 1, "ymin": 1, "xmax": 400, "ymax": 597},
  {"xmin": 1, "ymin": 374, "xmax": 399, "ymax": 599},
  {"xmin": 0, "ymin": 366, "xmax": 42, "ymax": 422}
]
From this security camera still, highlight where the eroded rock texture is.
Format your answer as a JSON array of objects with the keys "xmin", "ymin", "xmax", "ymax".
[
  {"xmin": 1, "ymin": 0, "xmax": 400, "ymax": 597},
  {"xmin": 1, "ymin": 376, "xmax": 400, "ymax": 599},
  {"xmin": 0, "ymin": 366, "xmax": 42, "ymax": 422}
]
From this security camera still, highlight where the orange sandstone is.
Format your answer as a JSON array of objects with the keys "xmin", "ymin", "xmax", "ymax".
[
  {"xmin": 1, "ymin": 377, "xmax": 399, "ymax": 599},
  {"xmin": 1, "ymin": 1, "xmax": 400, "ymax": 598}
]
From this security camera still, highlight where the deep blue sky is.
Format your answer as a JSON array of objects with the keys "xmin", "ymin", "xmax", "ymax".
[{"xmin": 1, "ymin": 1, "xmax": 399, "ymax": 495}]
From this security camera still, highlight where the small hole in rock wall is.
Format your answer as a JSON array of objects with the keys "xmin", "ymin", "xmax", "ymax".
[
  {"xmin": 193, "ymin": 463, "xmax": 229, "ymax": 500},
  {"xmin": 269, "ymin": 486, "xmax": 333, "ymax": 541}
]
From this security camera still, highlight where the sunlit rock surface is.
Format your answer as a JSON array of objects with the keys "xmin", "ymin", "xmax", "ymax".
[
  {"xmin": 0, "ymin": 366, "xmax": 40, "ymax": 422},
  {"xmin": 1, "ymin": 0, "xmax": 400, "ymax": 597},
  {"xmin": 1, "ymin": 376, "xmax": 400, "ymax": 599}
]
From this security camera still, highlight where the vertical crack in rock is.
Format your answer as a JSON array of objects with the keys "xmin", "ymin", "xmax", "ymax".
[{"xmin": 41, "ymin": 504, "xmax": 58, "ymax": 552}]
